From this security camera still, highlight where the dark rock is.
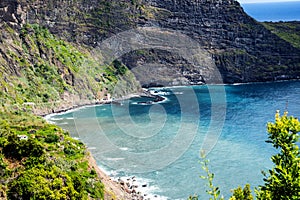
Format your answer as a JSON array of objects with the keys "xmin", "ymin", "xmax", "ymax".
[
  {"xmin": 28, "ymin": 129, "xmax": 36, "ymax": 134},
  {"xmin": 0, "ymin": 0, "xmax": 299, "ymax": 90}
]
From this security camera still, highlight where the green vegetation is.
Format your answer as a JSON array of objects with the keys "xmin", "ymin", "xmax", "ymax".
[
  {"xmin": 257, "ymin": 111, "xmax": 300, "ymax": 200},
  {"xmin": 0, "ymin": 22, "xmax": 142, "ymax": 199},
  {"xmin": 21, "ymin": 24, "xmax": 85, "ymax": 73},
  {"xmin": 191, "ymin": 111, "xmax": 300, "ymax": 200},
  {"xmin": 198, "ymin": 152, "xmax": 224, "ymax": 200},
  {"xmin": 1, "ymin": 23, "xmax": 85, "ymax": 105},
  {"xmin": 0, "ymin": 23, "xmax": 140, "ymax": 113},
  {"xmin": 1, "ymin": 23, "xmax": 90, "ymax": 106},
  {"xmin": 230, "ymin": 184, "xmax": 253, "ymax": 200},
  {"xmin": 0, "ymin": 111, "xmax": 104, "ymax": 199},
  {"xmin": 263, "ymin": 22, "xmax": 300, "ymax": 49}
]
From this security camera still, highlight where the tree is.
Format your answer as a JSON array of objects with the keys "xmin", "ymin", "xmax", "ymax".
[{"xmin": 257, "ymin": 111, "xmax": 300, "ymax": 200}]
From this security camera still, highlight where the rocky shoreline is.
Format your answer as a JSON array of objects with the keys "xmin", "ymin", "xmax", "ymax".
[
  {"xmin": 43, "ymin": 89, "xmax": 165, "ymax": 200},
  {"xmin": 37, "ymin": 89, "xmax": 163, "ymax": 117},
  {"xmin": 88, "ymin": 153, "xmax": 163, "ymax": 200}
]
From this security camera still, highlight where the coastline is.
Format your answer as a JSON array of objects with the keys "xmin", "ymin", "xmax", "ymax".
[
  {"xmin": 40, "ymin": 89, "xmax": 161, "ymax": 117},
  {"xmin": 40, "ymin": 79, "xmax": 300, "ymax": 117},
  {"xmin": 41, "ymin": 79, "xmax": 300, "ymax": 200},
  {"xmin": 43, "ymin": 103, "xmax": 137, "ymax": 199},
  {"xmin": 87, "ymin": 153, "xmax": 135, "ymax": 200},
  {"xmin": 42, "ymin": 89, "xmax": 165, "ymax": 200},
  {"xmin": 93, "ymin": 160, "xmax": 166, "ymax": 200}
]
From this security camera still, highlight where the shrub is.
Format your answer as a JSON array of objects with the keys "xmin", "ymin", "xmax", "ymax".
[{"xmin": 256, "ymin": 111, "xmax": 300, "ymax": 200}]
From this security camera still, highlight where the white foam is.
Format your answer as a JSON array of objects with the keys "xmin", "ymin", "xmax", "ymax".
[
  {"xmin": 46, "ymin": 120, "xmax": 56, "ymax": 125},
  {"xmin": 111, "ymin": 175, "xmax": 168, "ymax": 200},
  {"xmin": 97, "ymin": 165, "xmax": 116, "ymax": 178},
  {"xmin": 95, "ymin": 163, "xmax": 169, "ymax": 200},
  {"xmin": 150, "ymin": 97, "xmax": 169, "ymax": 105},
  {"xmin": 48, "ymin": 117, "xmax": 63, "ymax": 121},
  {"xmin": 150, "ymin": 90, "xmax": 171, "ymax": 96},
  {"xmin": 133, "ymin": 102, "xmax": 154, "ymax": 106},
  {"xmin": 173, "ymin": 92, "xmax": 184, "ymax": 95},
  {"xmin": 57, "ymin": 122, "xmax": 68, "ymax": 125},
  {"xmin": 105, "ymin": 157, "xmax": 125, "ymax": 161},
  {"xmin": 44, "ymin": 104, "xmax": 104, "ymax": 122}
]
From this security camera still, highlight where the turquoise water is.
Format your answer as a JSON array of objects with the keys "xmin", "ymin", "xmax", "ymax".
[
  {"xmin": 241, "ymin": 1, "xmax": 300, "ymax": 21},
  {"xmin": 48, "ymin": 81, "xmax": 300, "ymax": 199}
]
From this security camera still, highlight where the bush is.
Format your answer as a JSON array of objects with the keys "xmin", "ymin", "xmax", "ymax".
[
  {"xmin": 7, "ymin": 166, "xmax": 80, "ymax": 200},
  {"xmin": 256, "ymin": 111, "xmax": 300, "ymax": 200},
  {"xmin": 3, "ymin": 134, "xmax": 44, "ymax": 160},
  {"xmin": 45, "ymin": 134, "xmax": 59, "ymax": 143},
  {"xmin": 230, "ymin": 184, "xmax": 253, "ymax": 200}
]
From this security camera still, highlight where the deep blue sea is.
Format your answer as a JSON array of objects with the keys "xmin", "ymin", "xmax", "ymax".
[
  {"xmin": 241, "ymin": 1, "xmax": 300, "ymax": 21},
  {"xmin": 47, "ymin": 81, "xmax": 300, "ymax": 199}
]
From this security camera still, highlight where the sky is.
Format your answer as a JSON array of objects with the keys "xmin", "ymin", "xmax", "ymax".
[{"xmin": 238, "ymin": 0, "xmax": 300, "ymax": 3}]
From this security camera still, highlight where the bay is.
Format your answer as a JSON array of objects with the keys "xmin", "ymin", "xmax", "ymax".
[{"xmin": 48, "ymin": 80, "xmax": 300, "ymax": 199}]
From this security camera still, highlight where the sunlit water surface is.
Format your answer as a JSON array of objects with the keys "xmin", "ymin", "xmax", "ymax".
[{"xmin": 48, "ymin": 81, "xmax": 300, "ymax": 199}]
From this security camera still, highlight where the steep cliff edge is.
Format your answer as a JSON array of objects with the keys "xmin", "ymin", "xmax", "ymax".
[
  {"xmin": 1, "ymin": 0, "xmax": 298, "ymax": 85},
  {"xmin": 0, "ymin": 18, "xmax": 140, "ymax": 115},
  {"xmin": 137, "ymin": 0, "xmax": 300, "ymax": 83}
]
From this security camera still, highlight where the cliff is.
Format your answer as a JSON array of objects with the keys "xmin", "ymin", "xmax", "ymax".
[
  {"xmin": 0, "ymin": 9, "xmax": 140, "ymax": 115},
  {"xmin": 139, "ymin": 0, "xmax": 300, "ymax": 83},
  {"xmin": 1, "ymin": 0, "xmax": 300, "ymax": 88}
]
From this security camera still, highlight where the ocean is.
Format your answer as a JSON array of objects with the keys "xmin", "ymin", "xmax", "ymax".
[
  {"xmin": 241, "ymin": 1, "xmax": 300, "ymax": 22},
  {"xmin": 47, "ymin": 80, "xmax": 300, "ymax": 199}
]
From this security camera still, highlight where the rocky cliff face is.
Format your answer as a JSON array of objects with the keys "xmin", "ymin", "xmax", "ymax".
[
  {"xmin": 0, "ymin": 1, "xmax": 141, "ymax": 113},
  {"xmin": 138, "ymin": 0, "xmax": 300, "ymax": 83},
  {"xmin": 1, "ymin": 0, "xmax": 300, "ymax": 87}
]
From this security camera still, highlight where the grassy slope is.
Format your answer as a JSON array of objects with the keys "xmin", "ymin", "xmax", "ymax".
[
  {"xmin": 0, "ymin": 111, "xmax": 104, "ymax": 199},
  {"xmin": 0, "ymin": 23, "xmax": 140, "ymax": 199},
  {"xmin": 1, "ymin": 23, "xmax": 98, "ymax": 104},
  {"xmin": 0, "ymin": 23, "xmax": 140, "ymax": 115},
  {"xmin": 263, "ymin": 21, "xmax": 300, "ymax": 49}
]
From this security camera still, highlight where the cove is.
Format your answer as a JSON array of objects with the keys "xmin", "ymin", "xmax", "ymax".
[{"xmin": 47, "ymin": 80, "xmax": 300, "ymax": 199}]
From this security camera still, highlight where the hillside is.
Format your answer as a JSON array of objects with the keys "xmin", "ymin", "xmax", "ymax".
[
  {"xmin": 24, "ymin": 0, "xmax": 300, "ymax": 84},
  {"xmin": 1, "ymin": 0, "xmax": 300, "ymax": 89},
  {"xmin": 263, "ymin": 21, "xmax": 300, "ymax": 49},
  {"xmin": 0, "ymin": 111, "xmax": 105, "ymax": 199},
  {"xmin": 0, "ymin": 111, "xmax": 137, "ymax": 199},
  {"xmin": 0, "ymin": 23, "xmax": 140, "ymax": 115}
]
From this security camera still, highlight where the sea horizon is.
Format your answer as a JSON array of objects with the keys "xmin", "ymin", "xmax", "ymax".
[{"xmin": 241, "ymin": 1, "xmax": 300, "ymax": 21}]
